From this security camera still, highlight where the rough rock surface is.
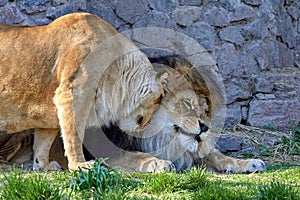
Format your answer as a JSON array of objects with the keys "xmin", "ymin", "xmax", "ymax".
[{"xmin": 216, "ymin": 135, "xmax": 243, "ymax": 153}]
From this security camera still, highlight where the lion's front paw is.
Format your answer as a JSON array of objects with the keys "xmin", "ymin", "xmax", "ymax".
[
  {"xmin": 245, "ymin": 159, "xmax": 266, "ymax": 173},
  {"xmin": 224, "ymin": 159, "xmax": 266, "ymax": 173},
  {"xmin": 140, "ymin": 159, "xmax": 175, "ymax": 173}
]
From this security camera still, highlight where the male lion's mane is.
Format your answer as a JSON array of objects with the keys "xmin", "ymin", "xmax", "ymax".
[
  {"xmin": 100, "ymin": 57, "xmax": 265, "ymax": 173},
  {"xmin": 101, "ymin": 57, "xmax": 219, "ymax": 171}
]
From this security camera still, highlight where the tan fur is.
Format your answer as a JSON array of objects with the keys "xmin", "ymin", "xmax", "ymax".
[{"xmin": 0, "ymin": 13, "xmax": 167, "ymax": 170}]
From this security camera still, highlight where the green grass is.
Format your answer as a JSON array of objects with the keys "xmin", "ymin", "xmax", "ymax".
[
  {"xmin": 1, "ymin": 160, "xmax": 299, "ymax": 200},
  {"xmin": 70, "ymin": 159, "xmax": 130, "ymax": 199},
  {"xmin": 0, "ymin": 169, "xmax": 66, "ymax": 199}
]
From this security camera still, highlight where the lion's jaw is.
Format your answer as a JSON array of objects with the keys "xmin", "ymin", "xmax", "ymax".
[{"xmin": 133, "ymin": 106, "xmax": 203, "ymax": 167}]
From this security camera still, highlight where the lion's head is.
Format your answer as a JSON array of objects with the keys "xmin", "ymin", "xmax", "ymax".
[
  {"xmin": 118, "ymin": 63, "xmax": 212, "ymax": 159},
  {"xmin": 146, "ymin": 64, "xmax": 211, "ymax": 149}
]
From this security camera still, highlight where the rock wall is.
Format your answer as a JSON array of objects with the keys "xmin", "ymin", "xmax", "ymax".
[{"xmin": 1, "ymin": 0, "xmax": 299, "ymax": 131}]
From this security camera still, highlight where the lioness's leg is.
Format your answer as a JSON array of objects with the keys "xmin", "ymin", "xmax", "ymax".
[
  {"xmin": 204, "ymin": 149, "xmax": 266, "ymax": 173},
  {"xmin": 33, "ymin": 128, "xmax": 61, "ymax": 171},
  {"xmin": 54, "ymin": 86, "xmax": 91, "ymax": 170}
]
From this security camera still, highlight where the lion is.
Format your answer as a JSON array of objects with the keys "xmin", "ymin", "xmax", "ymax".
[
  {"xmin": 98, "ymin": 61, "xmax": 266, "ymax": 173},
  {"xmin": 47, "ymin": 58, "xmax": 266, "ymax": 173},
  {"xmin": 0, "ymin": 13, "xmax": 168, "ymax": 171}
]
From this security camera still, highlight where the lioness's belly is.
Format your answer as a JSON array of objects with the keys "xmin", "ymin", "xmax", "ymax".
[
  {"xmin": 0, "ymin": 104, "xmax": 59, "ymax": 133},
  {"xmin": 0, "ymin": 91, "xmax": 59, "ymax": 133},
  {"xmin": 0, "ymin": 62, "xmax": 59, "ymax": 133}
]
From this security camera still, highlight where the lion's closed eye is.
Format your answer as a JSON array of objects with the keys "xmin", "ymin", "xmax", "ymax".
[{"xmin": 183, "ymin": 99, "xmax": 195, "ymax": 110}]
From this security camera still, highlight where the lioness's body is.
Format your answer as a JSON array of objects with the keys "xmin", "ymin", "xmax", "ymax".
[
  {"xmin": 0, "ymin": 24, "xmax": 61, "ymax": 131},
  {"xmin": 0, "ymin": 13, "xmax": 166, "ymax": 170}
]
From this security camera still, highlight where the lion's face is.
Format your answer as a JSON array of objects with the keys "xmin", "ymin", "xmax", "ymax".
[{"xmin": 161, "ymin": 89, "xmax": 209, "ymax": 153}]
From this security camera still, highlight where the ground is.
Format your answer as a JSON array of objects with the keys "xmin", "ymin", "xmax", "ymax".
[{"xmin": 0, "ymin": 125, "xmax": 299, "ymax": 200}]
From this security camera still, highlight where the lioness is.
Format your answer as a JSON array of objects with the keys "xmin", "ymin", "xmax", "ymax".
[
  {"xmin": 102, "ymin": 62, "xmax": 266, "ymax": 173},
  {"xmin": 0, "ymin": 13, "xmax": 168, "ymax": 170}
]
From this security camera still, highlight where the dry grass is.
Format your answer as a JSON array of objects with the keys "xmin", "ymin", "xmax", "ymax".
[{"xmin": 223, "ymin": 124, "xmax": 300, "ymax": 166}]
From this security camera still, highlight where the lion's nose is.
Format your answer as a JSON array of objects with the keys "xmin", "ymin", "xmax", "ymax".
[
  {"xmin": 195, "ymin": 134, "xmax": 201, "ymax": 142},
  {"xmin": 199, "ymin": 121, "xmax": 209, "ymax": 133}
]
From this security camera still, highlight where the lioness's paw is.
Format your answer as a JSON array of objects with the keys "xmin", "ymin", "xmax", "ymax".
[
  {"xmin": 44, "ymin": 161, "xmax": 63, "ymax": 171},
  {"xmin": 245, "ymin": 159, "xmax": 266, "ymax": 173},
  {"xmin": 68, "ymin": 160, "xmax": 95, "ymax": 171},
  {"xmin": 33, "ymin": 161, "xmax": 62, "ymax": 171},
  {"xmin": 141, "ymin": 159, "xmax": 175, "ymax": 173}
]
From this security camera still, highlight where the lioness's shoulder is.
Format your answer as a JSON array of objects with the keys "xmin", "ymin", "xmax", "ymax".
[
  {"xmin": 52, "ymin": 12, "xmax": 96, "ymax": 24},
  {"xmin": 50, "ymin": 12, "xmax": 114, "ymax": 30}
]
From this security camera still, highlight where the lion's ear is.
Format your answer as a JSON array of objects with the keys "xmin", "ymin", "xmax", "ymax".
[{"xmin": 158, "ymin": 72, "xmax": 169, "ymax": 92}]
